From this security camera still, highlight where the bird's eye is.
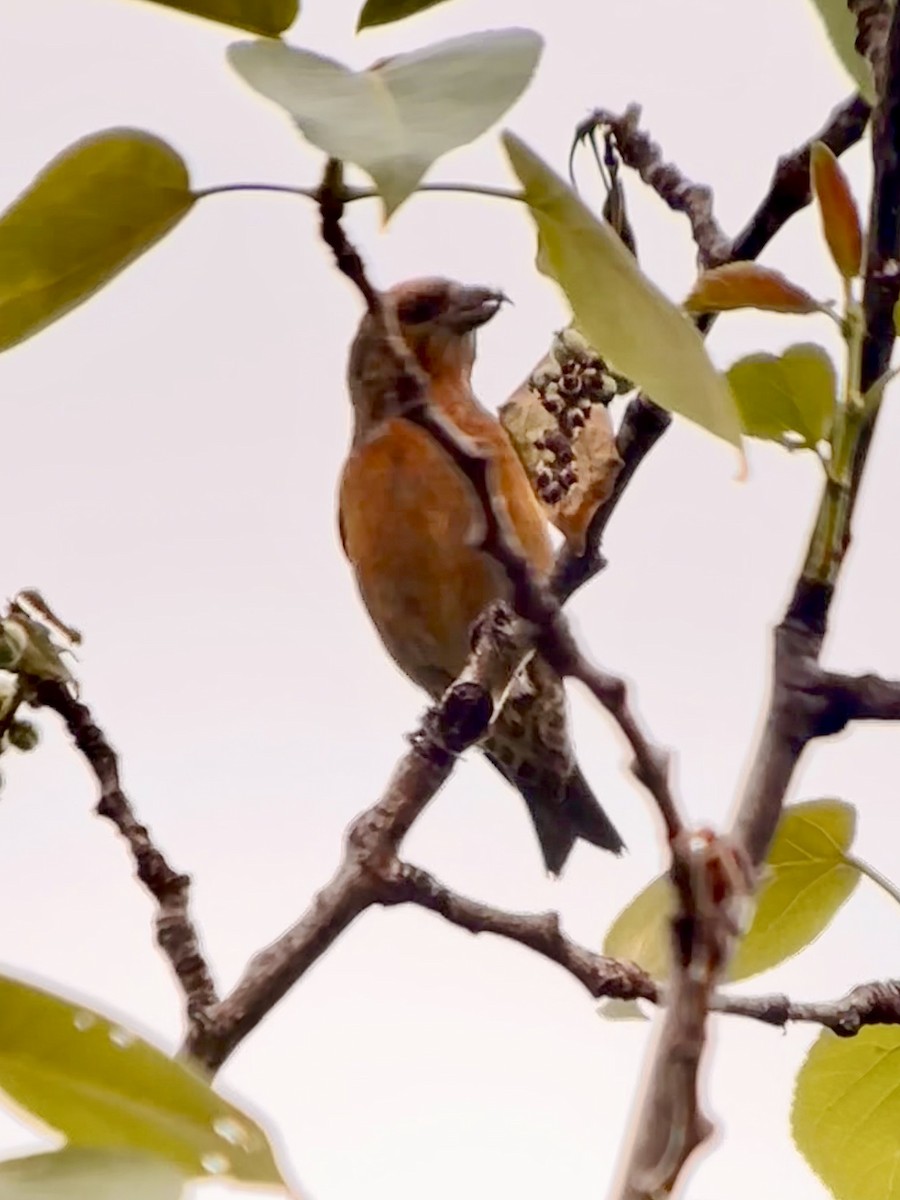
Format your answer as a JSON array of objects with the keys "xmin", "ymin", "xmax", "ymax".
[{"xmin": 397, "ymin": 294, "xmax": 444, "ymax": 325}]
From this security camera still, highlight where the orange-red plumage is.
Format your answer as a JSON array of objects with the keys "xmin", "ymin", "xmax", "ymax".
[{"xmin": 339, "ymin": 277, "xmax": 623, "ymax": 873}]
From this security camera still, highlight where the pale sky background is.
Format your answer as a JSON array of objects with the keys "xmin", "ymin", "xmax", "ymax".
[{"xmin": 0, "ymin": 1, "xmax": 898, "ymax": 1198}]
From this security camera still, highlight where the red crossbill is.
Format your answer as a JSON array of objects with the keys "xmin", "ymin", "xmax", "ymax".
[{"xmin": 338, "ymin": 277, "xmax": 623, "ymax": 874}]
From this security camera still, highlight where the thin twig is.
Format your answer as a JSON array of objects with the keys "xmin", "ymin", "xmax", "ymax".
[
  {"xmin": 545, "ymin": 632, "xmax": 680, "ymax": 840},
  {"xmin": 574, "ymin": 104, "xmax": 731, "ymax": 268},
  {"xmin": 34, "ymin": 680, "xmax": 219, "ymax": 1026},
  {"xmin": 388, "ymin": 862, "xmax": 659, "ymax": 1002},
  {"xmin": 714, "ymin": 980, "xmax": 900, "ymax": 1034}
]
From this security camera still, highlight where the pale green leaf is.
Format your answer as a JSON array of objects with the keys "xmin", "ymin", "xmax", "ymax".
[
  {"xmin": 596, "ymin": 999, "xmax": 649, "ymax": 1022},
  {"xmin": 0, "ymin": 130, "xmax": 194, "ymax": 354},
  {"xmin": 793, "ymin": 1026, "xmax": 900, "ymax": 1200},
  {"xmin": 603, "ymin": 800, "xmax": 859, "ymax": 982},
  {"xmin": 357, "ymin": 0, "xmax": 450, "ymax": 30},
  {"xmin": 0, "ymin": 1148, "xmax": 186, "ymax": 1200},
  {"xmin": 229, "ymin": 30, "xmax": 542, "ymax": 217},
  {"xmin": 503, "ymin": 133, "xmax": 743, "ymax": 451},
  {"xmin": 807, "ymin": 0, "xmax": 877, "ymax": 103},
  {"xmin": 132, "ymin": 0, "xmax": 298, "ymax": 34},
  {"xmin": 0, "ymin": 974, "xmax": 284, "ymax": 1186},
  {"xmin": 727, "ymin": 343, "xmax": 837, "ymax": 447}
]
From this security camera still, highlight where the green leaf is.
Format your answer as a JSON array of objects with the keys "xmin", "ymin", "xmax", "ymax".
[
  {"xmin": 0, "ymin": 130, "xmax": 194, "ymax": 354},
  {"xmin": 0, "ymin": 974, "xmax": 284, "ymax": 1186},
  {"xmin": 806, "ymin": 0, "xmax": 877, "ymax": 103},
  {"xmin": 0, "ymin": 1149, "xmax": 186, "ymax": 1200},
  {"xmin": 357, "ymin": 0, "xmax": 450, "ymax": 29},
  {"xmin": 503, "ymin": 133, "xmax": 743, "ymax": 452},
  {"xmin": 793, "ymin": 1026, "xmax": 900, "ymax": 1200},
  {"xmin": 603, "ymin": 800, "xmax": 860, "ymax": 982},
  {"xmin": 133, "ymin": 0, "xmax": 298, "ymax": 34},
  {"xmin": 726, "ymin": 343, "xmax": 837, "ymax": 447},
  {"xmin": 229, "ymin": 30, "xmax": 542, "ymax": 217}
]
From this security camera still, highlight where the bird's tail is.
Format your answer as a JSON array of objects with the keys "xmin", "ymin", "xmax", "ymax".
[{"xmin": 483, "ymin": 750, "xmax": 625, "ymax": 876}]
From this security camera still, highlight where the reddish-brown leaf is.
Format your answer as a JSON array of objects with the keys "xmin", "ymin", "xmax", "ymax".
[
  {"xmin": 684, "ymin": 263, "xmax": 821, "ymax": 315},
  {"xmin": 811, "ymin": 141, "xmax": 863, "ymax": 280}
]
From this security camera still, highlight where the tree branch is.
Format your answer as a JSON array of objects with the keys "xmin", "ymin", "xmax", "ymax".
[
  {"xmin": 40, "ymin": 90, "xmax": 877, "ymax": 1120},
  {"xmin": 735, "ymin": 7, "xmax": 900, "ymax": 871},
  {"xmin": 552, "ymin": 95, "xmax": 871, "ymax": 602},
  {"xmin": 850, "ymin": 0, "xmax": 892, "ymax": 96},
  {"xmin": 728, "ymin": 93, "xmax": 871, "ymax": 264},
  {"xmin": 185, "ymin": 739, "xmax": 454, "ymax": 1069}
]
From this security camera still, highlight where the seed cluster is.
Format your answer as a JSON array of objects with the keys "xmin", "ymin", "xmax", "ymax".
[{"xmin": 528, "ymin": 329, "xmax": 630, "ymax": 504}]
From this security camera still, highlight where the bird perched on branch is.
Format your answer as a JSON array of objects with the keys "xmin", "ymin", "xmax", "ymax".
[{"xmin": 338, "ymin": 277, "xmax": 623, "ymax": 874}]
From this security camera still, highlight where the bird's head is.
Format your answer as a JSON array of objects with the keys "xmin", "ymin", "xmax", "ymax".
[
  {"xmin": 346, "ymin": 277, "xmax": 508, "ymax": 433},
  {"xmin": 384, "ymin": 277, "xmax": 508, "ymax": 376}
]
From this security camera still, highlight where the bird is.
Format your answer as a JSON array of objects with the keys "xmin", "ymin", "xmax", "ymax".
[{"xmin": 338, "ymin": 276, "xmax": 624, "ymax": 875}]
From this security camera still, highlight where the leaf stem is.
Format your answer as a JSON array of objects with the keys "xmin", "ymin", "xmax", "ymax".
[
  {"xmin": 804, "ymin": 296, "xmax": 866, "ymax": 583},
  {"xmin": 193, "ymin": 181, "xmax": 524, "ymax": 203},
  {"xmin": 846, "ymin": 853, "xmax": 900, "ymax": 910}
]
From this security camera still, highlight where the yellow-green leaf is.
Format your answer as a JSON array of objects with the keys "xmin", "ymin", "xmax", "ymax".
[
  {"xmin": 229, "ymin": 30, "xmax": 542, "ymax": 218},
  {"xmin": 0, "ymin": 973, "xmax": 284, "ymax": 1186},
  {"xmin": 0, "ymin": 1148, "xmax": 186, "ymax": 1200},
  {"xmin": 727, "ymin": 343, "xmax": 837, "ymax": 448},
  {"xmin": 793, "ymin": 1026, "xmax": 900, "ymax": 1200},
  {"xmin": 357, "ymin": 0, "xmax": 450, "ymax": 30},
  {"xmin": 0, "ymin": 130, "xmax": 194, "ymax": 354},
  {"xmin": 502, "ymin": 133, "xmax": 743, "ymax": 451},
  {"xmin": 684, "ymin": 262, "xmax": 821, "ymax": 315},
  {"xmin": 603, "ymin": 800, "xmax": 860, "ymax": 982},
  {"xmin": 132, "ymin": 0, "xmax": 298, "ymax": 34},
  {"xmin": 730, "ymin": 798, "xmax": 858, "ymax": 979},
  {"xmin": 806, "ymin": 0, "xmax": 877, "ymax": 103},
  {"xmin": 603, "ymin": 875, "xmax": 673, "ymax": 980},
  {"xmin": 811, "ymin": 142, "xmax": 863, "ymax": 279}
]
